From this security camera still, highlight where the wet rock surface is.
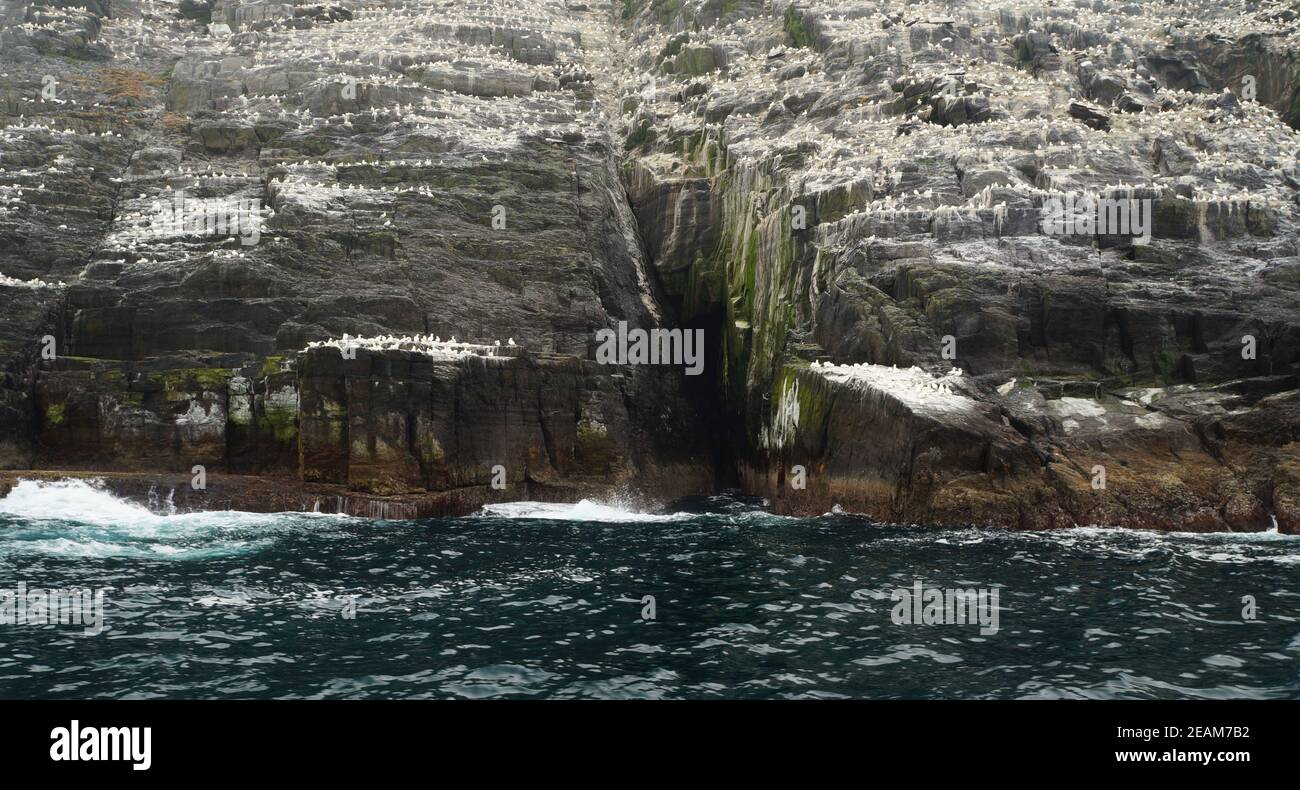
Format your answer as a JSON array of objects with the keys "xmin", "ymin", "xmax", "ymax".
[{"xmin": 2, "ymin": 0, "xmax": 1299, "ymax": 530}]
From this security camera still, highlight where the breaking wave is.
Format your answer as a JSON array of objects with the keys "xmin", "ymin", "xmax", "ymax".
[
  {"xmin": 476, "ymin": 499, "xmax": 693, "ymax": 523},
  {"xmin": 0, "ymin": 478, "xmax": 341, "ymax": 560}
]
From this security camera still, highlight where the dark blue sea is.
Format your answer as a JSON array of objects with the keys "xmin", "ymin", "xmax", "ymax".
[{"xmin": 1, "ymin": 479, "xmax": 1297, "ymax": 699}]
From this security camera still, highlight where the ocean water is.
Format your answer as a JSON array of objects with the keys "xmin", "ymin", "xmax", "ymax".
[{"xmin": 0, "ymin": 478, "xmax": 1297, "ymax": 699}]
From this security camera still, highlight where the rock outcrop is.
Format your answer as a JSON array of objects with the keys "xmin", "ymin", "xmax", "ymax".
[
  {"xmin": 0, "ymin": 0, "xmax": 717, "ymax": 516},
  {"xmin": 3, "ymin": 0, "xmax": 1300, "ymax": 532},
  {"xmin": 616, "ymin": 0, "xmax": 1300, "ymax": 531}
]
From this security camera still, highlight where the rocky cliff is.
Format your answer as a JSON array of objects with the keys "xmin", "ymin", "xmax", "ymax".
[
  {"xmin": 617, "ymin": 0, "xmax": 1300, "ymax": 531},
  {"xmin": 2, "ymin": 0, "xmax": 1299, "ymax": 531},
  {"xmin": 0, "ymin": 0, "xmax": 718, "ymax": 516}
]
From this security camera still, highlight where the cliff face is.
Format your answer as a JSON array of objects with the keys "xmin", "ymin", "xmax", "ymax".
[
  {"xmin": 616, "ymin": 0, "xmax": 1300, "ymax": 531},
  {"xmin": 0, "ymin": 0, "xmax": 717, "ymax": 515},
  {"xmin": 2, "ymin": 1, "xmax": 1299, "ymax": 531}
]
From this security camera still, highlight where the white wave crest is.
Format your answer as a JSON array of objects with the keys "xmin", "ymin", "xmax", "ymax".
[
  {"xmin": 0, "ymin": 478, "xmax": 272, "ymax": 530},
  {"xmin": 477, "ymin": 500, "xmax": 691, "ymax": 523},
  {"xmin": 0, "ymin": 478, "xmax": 337, "ymax": 559}
]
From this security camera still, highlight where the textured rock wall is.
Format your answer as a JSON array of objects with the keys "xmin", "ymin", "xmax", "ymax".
[
  {"xmin": 616, "ymin": 0, "xmax": 1300, "ymax": 530},
  {"xmin": 297, "ymin": 343, "xmax": 709, "ymax": 498},
  {"xmin": 0, "ymin": 0, "xmax": 716, "ymax": 512},
  {"xmin": 4, "ymin": 0, "xmax": 1300, "ymax": 531}
]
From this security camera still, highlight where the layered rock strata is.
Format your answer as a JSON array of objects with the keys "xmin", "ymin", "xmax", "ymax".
[
  {"xmin": 3, "ymin": 0, "xmax": 1300, "ymax": 531},
  {"xmin": 617, "ymin": 0, "xmax": 1300, "ymax": 530},
  {"xmin": 0, "ymin": 0, "xmax": 716, "ymax": 516}
]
